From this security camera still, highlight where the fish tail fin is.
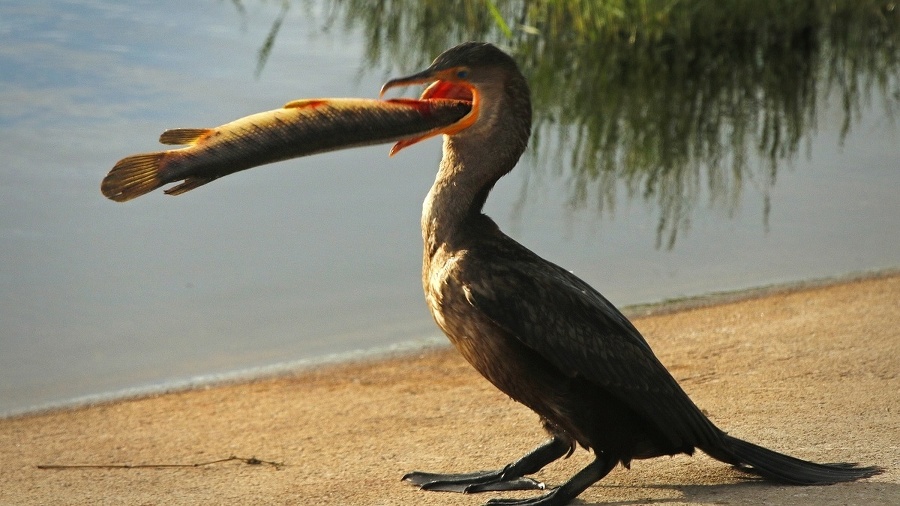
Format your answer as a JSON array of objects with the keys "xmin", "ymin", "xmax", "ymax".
[
  {"xmin": 101, "ymin": 152, "xmax": 166, "ymax": 202},
  {"xmin": 706, "ymin": 435, "xmax": 882, "ymax": 485}
]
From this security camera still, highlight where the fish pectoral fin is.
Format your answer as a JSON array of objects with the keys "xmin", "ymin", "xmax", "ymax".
[
  {"xmin": 163, "ymin": 177, "xmax": 217, "ymax": 196},
  {"xmin": 159, "ymin": 128, "xmax": 213, "ymax": 146}
]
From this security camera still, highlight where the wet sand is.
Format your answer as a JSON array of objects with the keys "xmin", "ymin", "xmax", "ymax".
[{"xmin": 1, "ymin": 273, "xmax": 897, "ymax": 505}]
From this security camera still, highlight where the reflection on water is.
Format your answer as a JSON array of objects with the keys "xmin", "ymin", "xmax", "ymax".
[
  {"xmin": 0, "ymin": 0, "xmax": 898, "ymax": 416},
  {"xmin": 276, "ymin": 0, "xmax": 899, "ymax": 247}
]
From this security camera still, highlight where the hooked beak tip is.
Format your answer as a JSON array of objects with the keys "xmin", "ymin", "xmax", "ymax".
[
  {"xmin": 380, "ymin": 78, "xmax": 410, "ymax": 98},
  {"xmin": 380, "ymin": 69, "xmax": 436, "ymax": 98}
]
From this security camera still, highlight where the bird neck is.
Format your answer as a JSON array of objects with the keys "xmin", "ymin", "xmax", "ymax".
[
  {"xmin": 422, "ymin": 128, "xmax": 528, "ymax": 258},
  {"xmin": 421, "ymin": 73, "xmax": 531, "ymax": 258}
]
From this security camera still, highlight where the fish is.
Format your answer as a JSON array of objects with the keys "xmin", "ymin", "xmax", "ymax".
[{"xmin": 101, "ymin": 98, "xmax": 471, "ymax": 202}]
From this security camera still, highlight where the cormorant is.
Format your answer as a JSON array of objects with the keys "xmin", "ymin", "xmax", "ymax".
[{"xmin": 380, "ymin": 42, "xmax": 881, "ymax": 506}]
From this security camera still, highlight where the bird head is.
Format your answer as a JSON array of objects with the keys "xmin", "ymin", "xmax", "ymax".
[{"xmin": 380, "ymin": 42, "xmax": 527, "ymax": 156}]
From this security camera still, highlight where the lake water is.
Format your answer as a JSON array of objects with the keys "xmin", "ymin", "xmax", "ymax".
[{"xmin": 1, "ymin": 1, "xmax": 898, "ymax": 416}]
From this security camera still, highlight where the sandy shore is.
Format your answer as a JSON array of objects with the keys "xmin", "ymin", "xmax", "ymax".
[{"xmin": 2, "ymin": 273, "xmax": 898, "ymax": 505}]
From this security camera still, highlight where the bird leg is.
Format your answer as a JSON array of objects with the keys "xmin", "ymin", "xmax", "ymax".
[
  {"xmin": 403, "ymin": 436, "xmax": 570, "ymax": 493},
  {"xmin": 484, "ymin": 454, "xmax": 617, "ymax": 506}
]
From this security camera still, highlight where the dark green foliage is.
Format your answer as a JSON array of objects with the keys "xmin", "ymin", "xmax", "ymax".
[{"xmin": 253, "ymin": 0, "xmax": 899, "ymax": 247}]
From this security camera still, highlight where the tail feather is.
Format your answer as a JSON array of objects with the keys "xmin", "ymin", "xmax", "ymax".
[
  {"xmin": 710, "ymin": 435, "xmax": 882, "ymax": 485},
  {"xmin": 101, "ymin": 152, "xmax": 166, "ymax": 202}
]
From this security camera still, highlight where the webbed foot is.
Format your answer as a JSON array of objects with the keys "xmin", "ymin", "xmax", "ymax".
[
  {"xmin": 484, "ymin": 487, "xmax": 566, "ymax": 505},
  {"xmin": 403, "ymin": 437, "xmax": 570, "ymax": 494},
  {"xmin": 486, "ymin": 455, "xmax": 617, "ymax": 506},
  {"xmin": 403, "ymin": 468, "xmax": 544, "ymax": 493}
]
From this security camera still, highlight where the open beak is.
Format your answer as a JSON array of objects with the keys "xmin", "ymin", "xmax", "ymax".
[{"xmin": 381, "ymin": 68, "xmax": 478, "ymax": 155}]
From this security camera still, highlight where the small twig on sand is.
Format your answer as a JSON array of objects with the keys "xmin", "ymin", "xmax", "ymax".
[{"xmin": 37, "ymin": 455, "xmax": 284, "ymax": 470}]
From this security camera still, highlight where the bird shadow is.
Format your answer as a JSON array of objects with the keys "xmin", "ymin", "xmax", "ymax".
[{"xmin": 571, "ymin": 477, "xmax": 897, "ymax": 505}]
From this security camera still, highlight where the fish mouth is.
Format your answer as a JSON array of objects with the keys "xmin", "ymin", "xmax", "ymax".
[{"xmin": 381, "ymin": 68, "xmax": 478, "ymax": 155}]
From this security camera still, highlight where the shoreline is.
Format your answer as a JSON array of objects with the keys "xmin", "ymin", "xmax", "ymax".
[
  {"xmin": 4, "ymin": 268, "xmax": 895, "ymax": 421},
  {"xmin": 1, "ymin": 272, "xmax": 897, "ymax": 505}
]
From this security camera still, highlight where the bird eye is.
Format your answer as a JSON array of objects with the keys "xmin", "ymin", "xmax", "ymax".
[{"xmin": 456, "ymin": 69, "xmax": 469, "ymax": 79}]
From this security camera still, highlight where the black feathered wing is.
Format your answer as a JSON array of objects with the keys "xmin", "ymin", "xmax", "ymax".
[{"xmin": 457, "ymin": 244, "xmax": 723, "ymax": 451}]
